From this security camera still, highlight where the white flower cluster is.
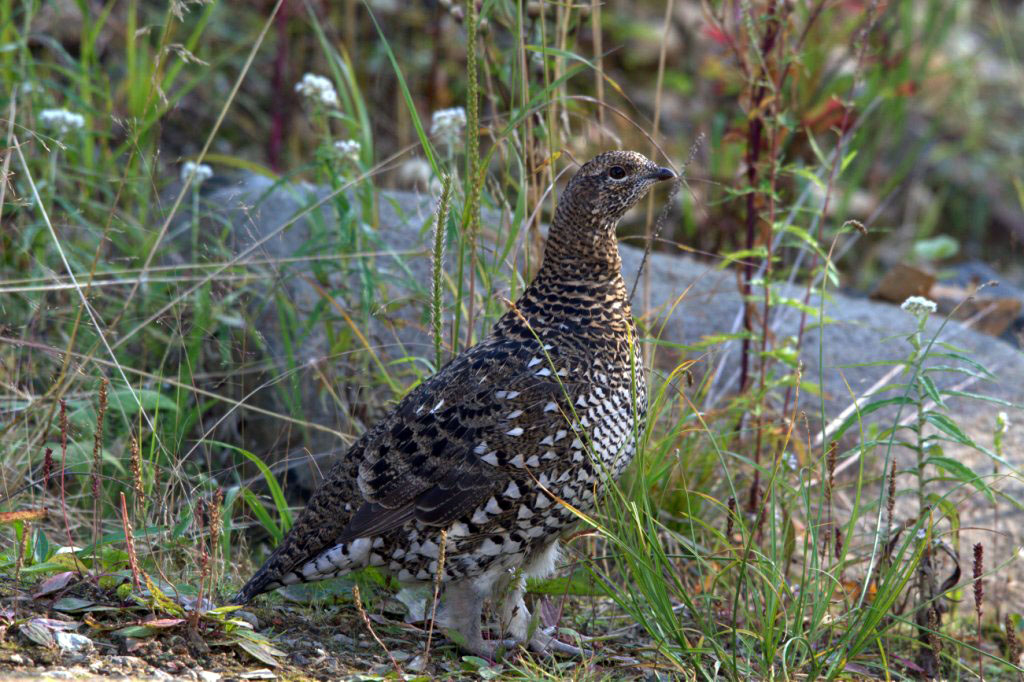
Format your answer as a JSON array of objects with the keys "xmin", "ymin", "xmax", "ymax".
[
  {"xmin": 900, "ymin": 295, "xmax": 937, "ymax": 316},
  {"xmin": 39, "ymin": 108, "xmax": 85, "ymax": 135},
  {"xmin": 295, "ymin": 73, "xmax": 338, "ymax": 108},
  {"xmin": 431, "ymin": 106, "xmax": 466, "ymax": 146},
  {"xmin": 334, "ymin": 139, "xmax": 361, "ymax": 163},
  {"xmin": 180, "ymin": 161, "xmax": 213, "ymax": 185},
  {"xmin": 997, "ymin": 411, "xmax": 1010, "ymax": 434}
]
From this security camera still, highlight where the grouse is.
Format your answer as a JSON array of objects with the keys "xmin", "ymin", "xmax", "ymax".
[{"xmin": 233, "ymin": 151, "xmax": 676, "ymax": 657}]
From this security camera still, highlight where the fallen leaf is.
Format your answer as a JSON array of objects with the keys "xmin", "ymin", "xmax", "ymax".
[
  {"xmin": 20, "ymin": 620, "xmax": 55, "ymax": 648},
  {"xmin": 236, "ymin": 638, "xmax": 282, "ymax": 668},
  {"xmin": 51, "ymin": 597, "xmax": 96, "ymax": 612},
  {"xmin": 33, "ymin": 571, "xmax": 75, "ymax": 598},
  {"xmin": 141, "ymin": 618, "xmax": 186, "ymax": 628}
]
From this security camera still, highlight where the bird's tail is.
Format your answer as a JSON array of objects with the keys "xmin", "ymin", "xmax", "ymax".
[
  {"xmin": 232, "ymin": 564, "xmax": 286, "ymax": 604},
  {"xmin": 232, "ymin": 537, "xmax": 373, "ymax": 604}
]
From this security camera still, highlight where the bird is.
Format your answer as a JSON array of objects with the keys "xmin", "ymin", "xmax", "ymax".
[{"xmin": 233, "ymin": 150, "xmax": 676, "ymax": 657}]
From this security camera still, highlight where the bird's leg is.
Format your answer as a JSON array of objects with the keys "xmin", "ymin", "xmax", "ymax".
[
  {"xmin": 434, "ymin": 582, "xmax": 514, "ymax": 659},
  {"xmin": 497, "ymin": 580, "xmax": 591, "ymax": 657}
]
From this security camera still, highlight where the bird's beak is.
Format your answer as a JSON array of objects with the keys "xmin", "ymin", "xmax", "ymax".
[{"xmin": 647, "ymin": 167, "xmax": 676, "ymax": 182}]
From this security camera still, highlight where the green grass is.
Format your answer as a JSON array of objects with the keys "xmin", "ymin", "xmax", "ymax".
[{"xmin": 2, "ymin": 0, "xmax": 1023, "ymax": 679}]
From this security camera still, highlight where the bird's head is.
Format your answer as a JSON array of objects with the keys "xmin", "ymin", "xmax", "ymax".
[
  {"xmin": 559, "ymin": 150, "xmax": 676, "ymax": 227},
  {"xmin": 541, "ymin": 151, "xmax": 675, "ymax": 275}
]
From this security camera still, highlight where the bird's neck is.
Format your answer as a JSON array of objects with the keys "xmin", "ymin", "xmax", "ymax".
[
  {"xmin": 536, "ymin": 209, "xmax": 623, "ymax": 284},
  {"xmin": 508, "ymin": 212, "xmax": 632, "ymax": 332}
]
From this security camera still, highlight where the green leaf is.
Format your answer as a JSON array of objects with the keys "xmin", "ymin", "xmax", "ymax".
[
  {"xmin": 779, "ymin": 224, "xmax": 829, "ymax": 261},
  {"xmin": 240, "ymin": 488, "xmax": 283, "ymax": 546},
  {"xmin": 832, "ymin": 397, "xmax": 916, "ymax": 442},
  {"xmin": 804, "ymin": 128, "xmax": 826, "ymax": 167},
  {"xmin": 919, "ymin": 375, "xmax": 944, "ymax": 407},
  {"xmin": 942, "ymin": 390, "xmax": 1018, "ymax": 408},
  {"xmin": 107, "ymin": 388, "xmax": 178, "ymax": 415},
  {"xmin": 790, "ymin": 166, "xmax": 825, "ymax": 189},
  {"xmin": 527, "ymin": 570, "xmax": 605, "ymax": 597},
  {"xmin": 929, "ymin": 353, "xmax": 995, "ymax": 379},
  {"xmin": 51, "ymin": 597, "xmax": 96, "ymax": 612},
  {"xmin": 113, "ymin": 625, "xmax": 158, "ymax": 638},
  {"xmin": 925, "ymin": 456, "xmax": 994, "ymax": 502},
  {"xmin": 912, "ymin": 235, "xmax": 959, "ymax": 262},
  {"xmin": 461, "ymin": 655, "xmax": 494, "ymax": 670},
  {"xmin": 841, "ymin": 149, "xmax": 858, "ymax": 173},
  {"xmin": 923, "ymin": 412, "xmax": 974, "ymax": 446},
  {"xmin": 366, "ymin": 7, "xmax": 438, "ymax": 175},
  {"xmin": 717, "ymin": 247, "xmax": 770, "ymax": 268},
  {"xmin": 212, "ymin": 441, "xmax": 292, "ymax": 533}
]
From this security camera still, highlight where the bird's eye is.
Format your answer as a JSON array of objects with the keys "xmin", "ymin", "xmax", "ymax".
[{"xmin": 608, "ymin": 166, "xmax": 627, "ymax": 180}]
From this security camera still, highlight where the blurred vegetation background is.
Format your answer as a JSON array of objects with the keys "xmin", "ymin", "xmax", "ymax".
[
  {"xmin": 3, "ymin": 0, "xmax": 1024, "ymax": 678},
  {"xmin": 7, "ymin": 0, "xmax": 1023, "ymax": 278}
]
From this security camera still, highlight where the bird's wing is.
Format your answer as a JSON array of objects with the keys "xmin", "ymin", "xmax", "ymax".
[{"xmin": 338, "ymin": 337, "xmax": 573, "ymax": 542}]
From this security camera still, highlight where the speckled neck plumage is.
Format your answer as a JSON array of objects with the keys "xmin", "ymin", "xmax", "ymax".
[{"xmin": 540, "ymin": 190, "xmax": 626, "ymax": 280}]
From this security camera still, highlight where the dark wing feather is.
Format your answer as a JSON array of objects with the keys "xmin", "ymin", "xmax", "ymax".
[
  {"xmin": 338, "ymin": 465, "xmax": 491, "ymax": 541},
  {"xmin": 339, "ymin": 337, "xmax": 569, "ymax": 541}
]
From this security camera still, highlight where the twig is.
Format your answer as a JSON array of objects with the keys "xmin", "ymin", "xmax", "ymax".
[
  {"xmin": 353, "ymin": 584, "xmax": 403, "ymax": 674},
  {"xmin": 119, "ymin": 493, "xmax": 142, "ymax": 591},
  {"xmin": 424, "ymin": 529, "xmax": 448, "ymax": 660}
]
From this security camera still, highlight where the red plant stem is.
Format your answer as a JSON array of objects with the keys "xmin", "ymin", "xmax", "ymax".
[
  {"xmin": 742, "ymin": 0, "xmax": 781, "ymax": 511},
  {"xmin": 267, "ymin": 0, "xmax": 291, "ymax": 171}
]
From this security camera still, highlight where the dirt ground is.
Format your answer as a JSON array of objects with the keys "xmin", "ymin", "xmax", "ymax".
[{"xmin": 0, "ymin": 576, "xmax": 672, "ymax": 681}]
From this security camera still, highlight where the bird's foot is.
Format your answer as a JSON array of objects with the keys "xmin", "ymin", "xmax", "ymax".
[
  {"xmin": 525, "ymin": 626, "xmax": 592, "ymax": 657},
  {"xmin": 446, "ymin": 630, "xmax": 518, "ymax": 661}
]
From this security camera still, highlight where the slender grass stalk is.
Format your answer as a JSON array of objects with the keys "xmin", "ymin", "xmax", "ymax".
[
  {"xmin": 431, "ymin": 174, "xmax": 453, "ymax": 371},
  {"xmin": 460, "ymin": 0, "xmax": 482, "ymax": 351},
  {"xmin": 91, "ymin": 378, "xmax": 108, "ymax": 567}
]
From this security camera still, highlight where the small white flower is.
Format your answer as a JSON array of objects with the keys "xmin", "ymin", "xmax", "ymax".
[
  {"xmin": 334, "ymin": 139, "xmax": 361, "ymax": 163},
  {"xmin": 430, "ymin": 106, "xmax": 467, "ymax": 147},
  {"xmin": 295, "ymin": 73, "xmax": 338, "ymax": 108},
  {"xmin": 997, "ymin": 411, "xmax": 1010, "ymax": 434},
  {"xmin": 39, "ymin": 108, "xmax": 85, "ymax": 135},
  {"xmin": 785, "ymin": 453, "xmax": 798, "ymax": 471},
  {"xmin": 180, "ymin": 161, "xmax": 213, "ymax": 185},
  {"xmin": 916, "ymin": 528, "xmax": 927, "ymax": 540},
  {"xmin": 900, "ymin": 296, "xmax": 937, "ymax": 316}
]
